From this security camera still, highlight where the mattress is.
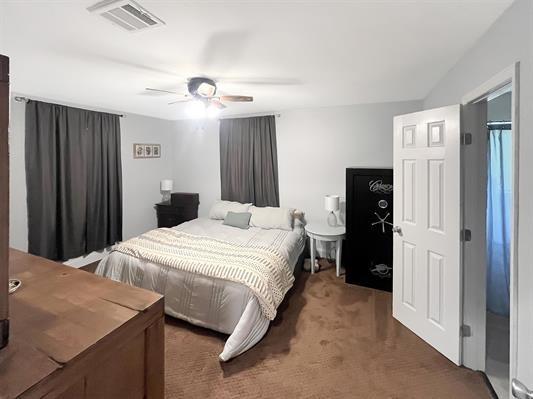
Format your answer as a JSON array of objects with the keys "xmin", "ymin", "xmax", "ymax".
[{"xmin": 95, "ymin": 217, "xmax": 305, "ymax": 361}]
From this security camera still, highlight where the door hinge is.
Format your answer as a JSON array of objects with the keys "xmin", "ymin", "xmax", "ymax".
[
  {"xmin": 461, "ymin": 132, "xmax": 472, "ymax": 145},
  {"xmin": 460, "ymin": 324, "xmax": 472, "ymax": 337},
  {"xmin": 461, "ymin": 229, "xmax": 472, "ymax": 242}
]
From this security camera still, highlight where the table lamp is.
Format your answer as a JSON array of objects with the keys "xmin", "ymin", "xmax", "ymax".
[
  {"xmin": 325, "ymin": 195, "xmax": 340, "ymax": 227},
  {"xmin": 160, "ymin": 179, "xmax": 173, "ymax": 202}
]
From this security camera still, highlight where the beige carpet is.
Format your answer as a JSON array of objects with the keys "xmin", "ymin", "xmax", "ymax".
[{"xmin": 163, "ymin": 262, "xmax": 493, "ymax": 399}]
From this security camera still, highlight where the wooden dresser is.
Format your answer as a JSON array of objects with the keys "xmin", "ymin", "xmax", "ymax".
[
  {"xmin": 156, "ymin": 192, "xmax": 199, "ymax": 228},
  {"xmin": 0, "ymin": 249, "xmax": 165, "ymax": 399}
]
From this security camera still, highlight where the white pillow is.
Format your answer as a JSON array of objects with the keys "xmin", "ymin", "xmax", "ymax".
[
  {"xmin": 249, "ymin": 206, "xmax": 294, "ymax": 231},
  {"xmin": 209, "ymin": 200, "xmax": 252, "ymax": 220}
]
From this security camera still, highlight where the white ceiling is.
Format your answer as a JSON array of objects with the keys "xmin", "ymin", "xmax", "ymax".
[{"xmin": 0, "ymin": 0, "xmax": 513, "ymax": 120}]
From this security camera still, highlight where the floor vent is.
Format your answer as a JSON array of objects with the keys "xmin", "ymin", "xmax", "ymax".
[{"xmin": 87, "ymin": 0, "xmax": 165, "ymax": 32}]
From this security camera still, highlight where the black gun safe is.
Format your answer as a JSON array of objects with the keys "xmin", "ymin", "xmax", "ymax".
[{"xmin": 345, "ymin": 168, "xmax": 393, "ymax": 292}]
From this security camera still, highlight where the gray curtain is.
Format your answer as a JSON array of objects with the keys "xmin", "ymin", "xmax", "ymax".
[
  {"xmin": 219, "ymin": 115, "xmax": 279, "ymax": 207},
  {"xmin": 25, "ymin": 100, "xmax": 122, "ymax": 261}
]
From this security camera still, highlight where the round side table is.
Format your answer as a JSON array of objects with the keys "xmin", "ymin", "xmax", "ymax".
[{"xmin": 305, "ymin": 223, "xmax": 346, "ymax": 277}]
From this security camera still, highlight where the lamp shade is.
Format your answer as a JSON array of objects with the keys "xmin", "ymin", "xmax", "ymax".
[
  {"xmin": 160, "ymin": 179, "xmax": 173, "ymax": 192},
  {"xmin": 325, "ymin": 195, "xmax": 340, "ymax": 212}
]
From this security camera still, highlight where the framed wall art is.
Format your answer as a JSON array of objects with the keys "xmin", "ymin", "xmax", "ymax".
[{"xmin": 133, "ymin": 143, "xmax": 161, "ymax": 159}]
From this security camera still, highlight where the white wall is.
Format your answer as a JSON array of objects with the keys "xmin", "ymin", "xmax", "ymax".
[
  {"xmin": 487, "ymin": 91, "xmax": 512, "ymax": 121},
  {"xmin": 9, "ymin": 99, "xmax": 27, "ymax": 253},
  {"xmin": 424, "ymin": 1, "xmax": 531, "ymax": 111},
  {"xmin": 120, "ymin": 114, "xmax": 175, "ymax": 240},
  {"xmin": 171, "ymin": 101, "xmax": 422, "ymax": 224},
  {"xmin": 170, "ymin": 119, "xmax": 221, "ymax": 218},
  {"xmin": 276, "ymin": 101, "xmax": 421, "ymax": 222},
  {"xmin": 9, "ymin": 97, "xmax": 176, "ymax": 266},
  {"xmin": 423, "ymin": 0, "xmax": 533, "ymax": 382},
  {"xmin": 0, "ymin": 3, "xmax": 5, "ymax": 52}
]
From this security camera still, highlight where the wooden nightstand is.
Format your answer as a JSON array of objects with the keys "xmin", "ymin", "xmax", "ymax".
[{"xmin": 155, "ymin": 192, "xmax": 199, "ymax": 228}]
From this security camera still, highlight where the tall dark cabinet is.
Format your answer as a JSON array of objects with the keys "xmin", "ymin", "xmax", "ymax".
[{"xmin": 345, "ymin": 168, "xmax": 393, "ymax": 292}]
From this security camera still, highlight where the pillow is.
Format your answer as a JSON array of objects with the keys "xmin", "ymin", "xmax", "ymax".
[
  {"xmin": 209, "ymin": 200, "xmax": 252, "ymax": 220},
  {"xmin": 223, "ymin": 212, "xmax": 251, "ymax": 229},
  {"xmin": 249, "ymin": 206, "xmax": 294, "ymax": 231}
]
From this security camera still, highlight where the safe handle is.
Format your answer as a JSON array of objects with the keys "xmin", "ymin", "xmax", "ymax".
[{"xmin": 392, "ymin": 226, "xmax": 402, "ymax": 235}]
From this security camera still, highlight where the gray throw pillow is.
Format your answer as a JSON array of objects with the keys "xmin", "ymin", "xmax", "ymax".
[{"xmin": 223, "ymin": 211, "xmax": 252, "ymax": 229}]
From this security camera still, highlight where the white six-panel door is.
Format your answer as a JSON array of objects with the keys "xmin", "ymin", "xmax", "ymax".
[{"xmin": 392, "ymin": 105, "xmax": 462, "ymax": 364}]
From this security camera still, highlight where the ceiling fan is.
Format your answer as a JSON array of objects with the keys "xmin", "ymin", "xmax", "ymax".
[{"xmin": 145, "ymin": 77, "xmax": 253, "ymax": 116}]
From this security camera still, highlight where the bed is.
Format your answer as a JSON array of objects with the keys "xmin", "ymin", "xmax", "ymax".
[{"xmin": 95, "ymin": 216, "xmax": 305, "ymax": 361}]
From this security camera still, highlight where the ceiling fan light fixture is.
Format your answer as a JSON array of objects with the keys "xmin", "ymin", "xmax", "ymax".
[
  {"xmin": 186, "ymin": 100, "xmax": 206, "ymax": 119},
  {"xmin": 197, "ymin": 82, "xmax": 216, "ymax": 98},
  {"xmin": 206, "ymin": 103, "xmax": 221, "ymax": 119},
  {"xmin": 188, "ymin": 77, "xmax": 217, "ymax": 98},
  {"xmin": 148, "ymin": 76, "xmax": 253, "ymax": 116}
]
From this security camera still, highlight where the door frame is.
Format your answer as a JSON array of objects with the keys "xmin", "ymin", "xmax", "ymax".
[{"xmin": 461, "ymin": 62, "xmax": 520, "ymax": 381}]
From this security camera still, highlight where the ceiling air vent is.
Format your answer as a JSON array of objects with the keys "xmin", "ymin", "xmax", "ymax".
[{"xmin": 87, "ymin": 0, "xmax": 165, "ymax": 32}]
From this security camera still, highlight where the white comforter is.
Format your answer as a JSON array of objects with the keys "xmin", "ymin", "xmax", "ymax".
[{"xmin": 95, "ymin": 218, "xmax": 305, "ymax": 361}]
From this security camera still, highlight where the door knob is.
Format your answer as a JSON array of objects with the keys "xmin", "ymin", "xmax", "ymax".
[
  {"xmin": 512, "ymin": 379, "xmax": 533, "ymax": 399},
  {"xmin": 392, "ymin": 226, "xmax": 402, "ymax": 234}
]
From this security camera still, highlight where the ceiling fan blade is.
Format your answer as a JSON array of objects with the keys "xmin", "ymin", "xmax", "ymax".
[
  {"xmin": 168, "ymin": 99, "xmax": 192, "ymax": 105},
  {"xmin": 219, "ymin": 95, "xmax": 253, "ymax": 102},
  {"xmin": 145, "ymin": 88, "xmax": 185, "ymax": 95},
  {"xmin": 210, "ymin": 99, "xmax": 227, "ymax": 109}
]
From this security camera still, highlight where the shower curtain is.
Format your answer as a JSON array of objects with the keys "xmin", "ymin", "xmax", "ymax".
[{"xmin": 486, "ymin": 125, "xmax": 512, "ymax": 317}]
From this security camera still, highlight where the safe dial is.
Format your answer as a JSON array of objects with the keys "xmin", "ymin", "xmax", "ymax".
[{"xmin": 378, "ymin": 200, "xmax": 388, "ymax": 209}]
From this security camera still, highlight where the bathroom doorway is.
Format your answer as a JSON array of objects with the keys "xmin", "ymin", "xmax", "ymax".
[
  {"xmin": 461, "ymin": 64, "xmax": 519, "ymax": 399},
  {"xmin": 485, "ymin": 87, "xmax": 512, "ymax": 398}
]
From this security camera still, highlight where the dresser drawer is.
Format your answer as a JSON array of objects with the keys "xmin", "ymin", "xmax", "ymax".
[
  {"xmin": 157, "ymin": 213, "xmax": 186, "ymax": 228},
  {"xmin": 155, "ymin": 196, "xmax": 199, "ymax": 228}
]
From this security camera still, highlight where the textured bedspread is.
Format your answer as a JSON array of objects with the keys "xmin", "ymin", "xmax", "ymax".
[
  {"xmin": 113, "ymin": 228, "xmax": 293, "ymax": 320},
  {"xmin": 96, "ymin": 218, "xmax": 305, "ymax": 361}
]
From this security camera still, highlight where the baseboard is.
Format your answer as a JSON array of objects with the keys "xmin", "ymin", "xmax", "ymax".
[{"xmin": 479, "ymin": 371, "xmax": 499, "ymax": 399}]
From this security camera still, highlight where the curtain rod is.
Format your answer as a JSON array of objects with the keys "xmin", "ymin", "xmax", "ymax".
[
  {"xmin": 13, "ymin": 96, "xmax": 125, "ymax": 118},
  {"xmin": 487, "ymin": 121, "xmax": 512, "ymax": 131},
  {"xmin": 488, "ymin": 120, "xmax": 511, "ymax": 124},
  {"xmin": 218, "ymin": 113, "xmax": 281, "ymax": 121}
]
